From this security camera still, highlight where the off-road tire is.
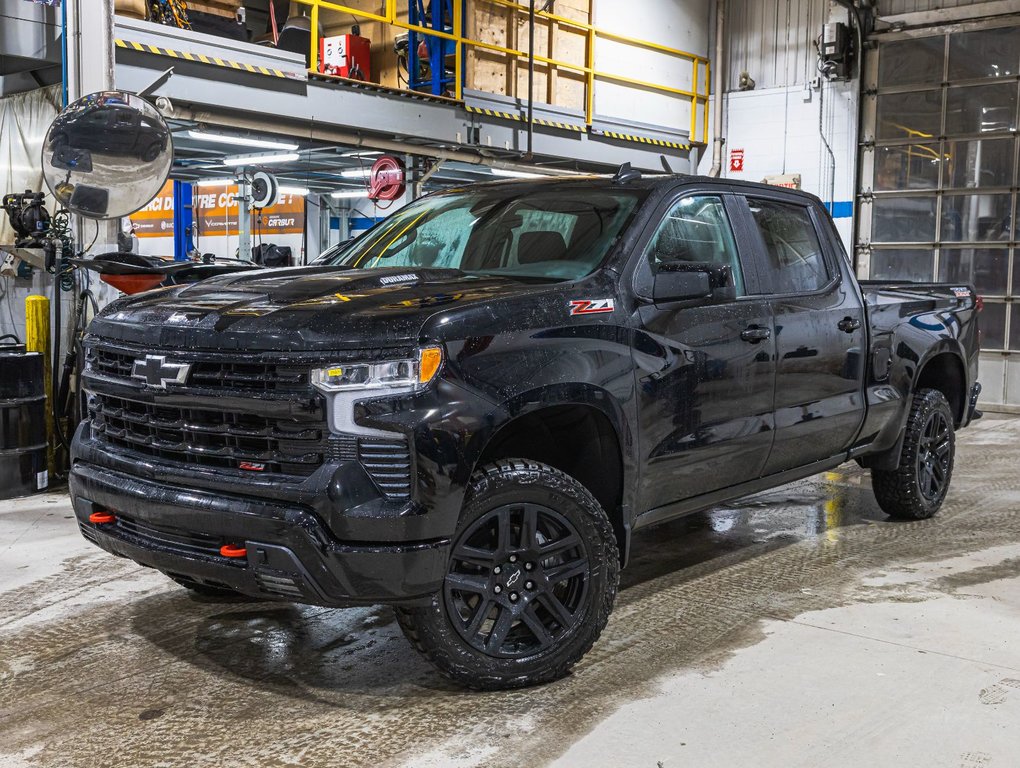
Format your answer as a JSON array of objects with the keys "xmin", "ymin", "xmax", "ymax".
[
  {"xmin": 872, "ymin": 388, "xmax": 955, "ymax": 520},
  {"xmin": 396, "ymin": 459, "xmax": 619, "ymax": 690}
]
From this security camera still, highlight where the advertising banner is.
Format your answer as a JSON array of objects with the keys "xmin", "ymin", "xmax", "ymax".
[{"xmin": 130, "ymin": 180, "xmax": 305, "ymax": 238}]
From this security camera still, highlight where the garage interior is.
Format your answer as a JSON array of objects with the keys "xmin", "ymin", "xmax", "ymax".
[{"xmin": 1, "ymin": 0, "xmax": 1019, "ymax": 766}]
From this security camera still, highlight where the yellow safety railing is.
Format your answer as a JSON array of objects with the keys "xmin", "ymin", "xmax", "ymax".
[{"xmin": 292, "ymin": 0, "xmax": 711, "ymax": 144}]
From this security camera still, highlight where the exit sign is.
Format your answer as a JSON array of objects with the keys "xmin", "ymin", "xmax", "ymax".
[{"xmin": 729, "ymin": 148, "xmax": 745, "ymax": 173}]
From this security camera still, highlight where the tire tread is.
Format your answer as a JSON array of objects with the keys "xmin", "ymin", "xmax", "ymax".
[{"xmin": 395, "ymin": 458, "xmax": 619, "ymax": 690}]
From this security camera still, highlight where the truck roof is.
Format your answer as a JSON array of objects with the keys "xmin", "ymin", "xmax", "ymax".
[{"xmin": 458, "ymin": 173, "xmax": 827, "ymax": 207}]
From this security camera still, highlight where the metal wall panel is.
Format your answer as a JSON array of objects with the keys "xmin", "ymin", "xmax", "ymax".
[
  {"xmin": 879, "ymin": 0, "xmax": 996, "ymax": 14},
  {"xmin": 726, "ymin": 0, "xmax": 829, "ymax": 90}
]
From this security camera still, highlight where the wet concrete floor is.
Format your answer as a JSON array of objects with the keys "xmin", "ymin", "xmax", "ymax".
[{"xmin": 1, "ymin": 415, "xmax": 1019, "ymax": 767}]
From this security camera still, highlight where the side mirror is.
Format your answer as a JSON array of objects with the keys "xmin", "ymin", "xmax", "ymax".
[
  {"xmin": 42, "ymin": 91, "xmax": 173, "ymax": 219},
  {"xmin": 653, "ymin": 262, "xmax": 731, "ymax": 303}
]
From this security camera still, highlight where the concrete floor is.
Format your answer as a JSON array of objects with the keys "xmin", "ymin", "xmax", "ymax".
[{"xmin": 2, "ymin": 416, "xmax": 1020, "ymax": 768}]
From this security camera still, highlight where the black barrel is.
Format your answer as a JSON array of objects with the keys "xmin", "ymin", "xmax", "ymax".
[{"xmin": 0, "ymin": 344, "xmax": 48, "ymax": 500}]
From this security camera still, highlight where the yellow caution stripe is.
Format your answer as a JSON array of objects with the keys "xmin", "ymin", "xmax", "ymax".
[
  {"xmin": 465, "ymin": 105, "xmax": 586, "ymax": 132},
  {"xmin": 600, "ymin": 130, "xmax": 691, "ymax": 151},
  {"xmin": 114, "ymin": 39, "xmax": 297, "ymax": 80}
]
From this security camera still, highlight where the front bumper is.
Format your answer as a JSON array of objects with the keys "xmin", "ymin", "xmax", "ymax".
[{"xmin": 70, "ymin": 461, "xmax": 450, "ymax": 606}]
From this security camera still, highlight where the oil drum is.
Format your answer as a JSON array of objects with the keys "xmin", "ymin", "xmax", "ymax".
[{"xmin": 0, "ymin": 344, "xmax": 48, "ymax": 500}]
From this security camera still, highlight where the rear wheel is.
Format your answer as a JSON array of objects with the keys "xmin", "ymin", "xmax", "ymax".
[
  {"xmin": 872, "ymin": 388, "xmax": 955, "ymax": 520},
  {"xmin": 396, "ymin": 459, "xmax": 619, "ymax": 690}
]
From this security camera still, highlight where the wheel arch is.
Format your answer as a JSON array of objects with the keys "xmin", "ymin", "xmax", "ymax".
[
  {"xmin": 464, "ymin": 388, "xmax": 634, "ymax": 565},
  {"xmin": 914, "ymin": 349, "xmax": 968, "ymax": 427}
]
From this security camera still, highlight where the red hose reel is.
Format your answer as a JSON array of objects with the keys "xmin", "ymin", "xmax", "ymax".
[{"xmin": 368, "ymin": 156, "xmax": 407, "ymax": 202}]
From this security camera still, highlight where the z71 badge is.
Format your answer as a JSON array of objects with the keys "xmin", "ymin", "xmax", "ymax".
[{"xmin": 569, "ymin": 298, "xmax": 615, "ymax": 316}]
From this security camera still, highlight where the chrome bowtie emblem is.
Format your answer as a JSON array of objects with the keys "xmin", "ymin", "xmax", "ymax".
[
  {"xmin": 131, "ymin": 355, "xmax": 191, "ymax": 389},
  {"xmin": 506, "ymin": 570, "xmax": 521, "ymax": 588}
]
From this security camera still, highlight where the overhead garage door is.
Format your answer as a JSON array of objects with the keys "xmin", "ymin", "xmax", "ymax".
[{"xmin": 858, "ymin": 19, "xmax": 1020, "ymax": 410}]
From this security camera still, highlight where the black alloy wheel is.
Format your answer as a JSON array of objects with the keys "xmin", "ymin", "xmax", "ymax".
[
  {"xmin": 915, "ymin": 407, "xmax": 952, "ymax": 503},
  {"xmin": 396, "ymin": 459, "xmax": 619, "ymax": 690},
  {"xmin": 444, "ymin": 502, "xmax": 590, "ymax": 658}
]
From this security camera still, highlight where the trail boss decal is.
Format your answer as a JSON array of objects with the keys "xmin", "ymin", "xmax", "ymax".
[{"xmin": 569, "ymin": 298, "xmax": 615, "ymax": 316}]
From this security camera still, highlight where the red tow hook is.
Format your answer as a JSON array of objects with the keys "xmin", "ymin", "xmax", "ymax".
[
  {"xmin": 89, "ymin": 511, "xmax": 116, "ymax": 524},
  {"xmin": 219, "ymin": 544, "xmax": 248, "ymax": 559}
]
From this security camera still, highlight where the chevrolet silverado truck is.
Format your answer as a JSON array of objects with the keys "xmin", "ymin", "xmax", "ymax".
[{"xmin": 71, "ymin": 175, "xmax": 981, "ymax": 689}]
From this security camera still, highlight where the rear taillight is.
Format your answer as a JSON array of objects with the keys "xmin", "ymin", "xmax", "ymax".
[{"xmin": 975, "ymin": 294, "xmax": 984, "ymax": 312}]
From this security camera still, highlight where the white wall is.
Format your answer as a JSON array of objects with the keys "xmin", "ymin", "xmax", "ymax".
[
  {"xmin": 700, "ymin": 1, "xmax": 859, "ymax": 253},
  {"xmin": 593, "ymin": 0, "xmax": 711, "ymax": 135},
  {"xmin": 702, "ymin": 80, "xmax": 859, "ymax": 250}
]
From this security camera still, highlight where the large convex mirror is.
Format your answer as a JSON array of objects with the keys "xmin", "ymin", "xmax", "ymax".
[{"xmin": 42, "ymin": 91, "xmax": 173, "ymax": 219}]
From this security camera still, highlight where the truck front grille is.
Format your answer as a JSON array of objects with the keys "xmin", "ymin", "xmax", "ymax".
[
  {"xmin": 84, "ymin": 341, "xmax": 416, "ymax": 495},
  {"xmin": 87, "ymin": 345, "xmax": 311, "ymax": 394},
  {"xmin": 89, "ymin": 393, "xmax": 328, "ymax": 477}
]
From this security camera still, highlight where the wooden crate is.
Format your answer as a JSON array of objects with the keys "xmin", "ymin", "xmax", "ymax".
[
  {"xmin": 114, "ymin": 0, "xmax": 147, "ymax": 19},
  {"xmin": 188, "ymin": 0, "xmax": 242, "ymax": 19},
  {"xmin": 467, "ymin": 0, "xmax": 589, "ymax": 110}
]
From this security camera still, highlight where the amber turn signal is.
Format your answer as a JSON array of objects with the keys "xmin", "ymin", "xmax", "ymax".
[
  {"xmin": 419, "ymin": 346, "xmax": 443, "ymax": 384},
  {"xmin": 89, "ymin": 511, "xmax": 116, "ymax": 524},
  {"xmin": 219, "ymin": 544, "xmax": 247, "ymax": 558}
]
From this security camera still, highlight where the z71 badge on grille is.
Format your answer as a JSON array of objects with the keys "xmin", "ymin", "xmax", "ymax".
[
  {"xmin": 131, "ymin": 355, "xmax": 192, "ymax": 389},
  {"xmin": 569, "ymin": 298, "xmax": 615, "ymax": 315}
]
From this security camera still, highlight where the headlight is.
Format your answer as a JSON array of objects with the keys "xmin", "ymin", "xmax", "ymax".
[{"xmin": 311, "ymin": 346, "xmax": 443, "ymax": 393}]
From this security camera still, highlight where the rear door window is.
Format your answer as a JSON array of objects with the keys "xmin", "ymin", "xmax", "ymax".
[{"xmin": 747, "ymin": 199, "xmax": 832, "ymax": 294}]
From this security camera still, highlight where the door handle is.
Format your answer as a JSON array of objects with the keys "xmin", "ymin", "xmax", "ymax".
[
  {"xmin": 837, "ymin": 316, "xmax": 862, "ymax": 333},
  {"xmin": 740, "ymin": 325, "xmax": 771, "ymax": 344}
]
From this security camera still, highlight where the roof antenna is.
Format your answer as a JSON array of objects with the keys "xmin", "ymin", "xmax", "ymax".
[
  {"xmin": 612, "ymin": 162, "xmax": 642, "ymax": 184},
  {"xmin": 660, "ymin": 155, "xmax": 674, "ymax": 174}
]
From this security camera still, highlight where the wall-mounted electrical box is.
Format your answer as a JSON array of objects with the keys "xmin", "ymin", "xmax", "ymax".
[{"xmin": 820, "ymin": 22, "xmax": 852, "ymax": 79}]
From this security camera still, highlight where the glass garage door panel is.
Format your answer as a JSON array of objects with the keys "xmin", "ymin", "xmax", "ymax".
[
  {"xmin": 982, "ymin": 303, "xmax": 1008, "ymax": 350},
  {"xmin": 943, "ymin": 137, "xmax": 1016, "ymax": 189},
  {"xmin": 945, "ymin": 83, "xmax": 1018, "ymax": 135},
  {"xmin": 880, "ymin": 36, "xmax": 945, "ymax": 87},
  {"xmin": 948, "ymin": 28, "xmax": 1020, "ymax": 80},
  {"xmin": 871, "ymin": 249, "xmax": 934, "ymax": 282},
  {"xmin": 941, "ymin": 194, "xmax": 1014, "ymax": 242},
  {"xmin": 876, "ymin": 90, "xmax": 942, "ymax": 141},
  {"xmin": 874, "ymin": 144, "xmax": 941, "ymax": 191},
  {"xmin": 937, "ymin": 248, "xmax": 1010, "ymax": 295},
  {"xmin": 872, "ymin": 196, "xmax": 938, "ymax": 243}
]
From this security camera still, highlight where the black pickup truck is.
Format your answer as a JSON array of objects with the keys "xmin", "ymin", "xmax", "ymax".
[{"xmin": 71, "ymin": 175, "xmax": 981, "ymax": 689}]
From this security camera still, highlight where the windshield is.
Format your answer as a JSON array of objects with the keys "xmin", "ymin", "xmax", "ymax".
[{"xmin": 327, "ymin": 185, "xmax": 645, "ymax": 280}]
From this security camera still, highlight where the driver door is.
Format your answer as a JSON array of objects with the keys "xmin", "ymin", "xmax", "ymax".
[{"xmin": 632, "ymin": 193, "xmax": 776, "ymax": 514}]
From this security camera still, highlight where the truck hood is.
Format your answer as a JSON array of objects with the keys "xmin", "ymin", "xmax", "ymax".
[{"xmin": 87, "ymin": 265, "xmax": 562, "ymax": 351}]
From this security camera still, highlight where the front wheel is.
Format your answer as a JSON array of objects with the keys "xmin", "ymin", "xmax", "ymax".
[
  {"xmin": 872, "ymin": 388, "xmax": 956, "ymax": 520},
  {"xmin": 396, "ymin": 459, "xmax": 619, "ymax": 690}
]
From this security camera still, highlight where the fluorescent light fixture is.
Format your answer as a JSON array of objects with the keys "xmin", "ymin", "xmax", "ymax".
[
  {"xmin": 187, "ymin": 130, "xmax": 299, "ymax": 151},
  {"xmin": 341, "ymin": 150, "xmax": 383, "ymax": 158},
  {"xmin": 331, "ymin": 190, "xmax": 370, "ymax": 199},
  {"xmin": 221, "ymin": 152, "xmax": 299, "ymax": 167},
  {"xmin": 491, "ymin": 168, "xmax": 546, "ymax": 179},
  {"xmin": 340, "ymin": 168, "xmax": 372, "ymax": 178},
  {"xmin": 278, "ymin": 186, "xmax": 310, "ymax": 196},
  {"xmin": 195, "ymin": 178, "xmax": 234, "ymax": 187}
]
